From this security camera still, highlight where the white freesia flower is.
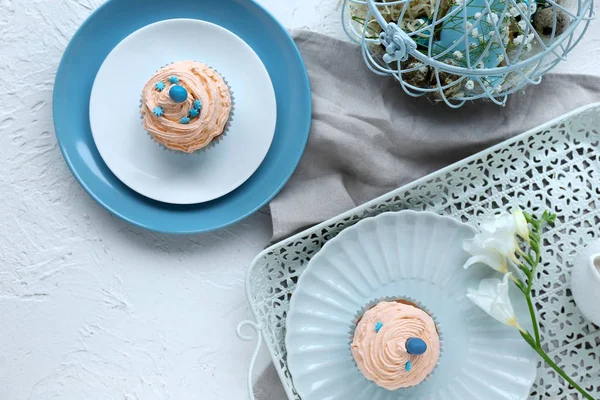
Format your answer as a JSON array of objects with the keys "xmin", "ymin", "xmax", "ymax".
[
  {"xmin": 513, "ymin": 209, "xmax": 530, "ymax": 242},
  {"xmin": 467, "ymin": 273, "xmax": 522, "ymax": 330},
  {"xmin": 464, "ymin": 236, "xmax": 510, "ymax": 273},
  {"xmin": 464, "ymin": 211, "xmax": 527, "ymax": 272}
]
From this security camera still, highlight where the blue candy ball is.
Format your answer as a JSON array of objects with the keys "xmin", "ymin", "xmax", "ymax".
[
  {"xmin": 169, "ymin": 85, "xmax": 188, "ymax": 103},
  {"xmin": 406, "ymin": 338, "xmax": 427, "ymax": 355}
]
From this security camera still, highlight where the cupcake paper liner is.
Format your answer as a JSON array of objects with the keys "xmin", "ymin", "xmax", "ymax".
[
  {"xmin": 139, "ymin": 62, "xmax": 235, "ymax": 155},
  {"xmin": 348, "ymin": 296, "xmax": 444, "ymax": 387}
]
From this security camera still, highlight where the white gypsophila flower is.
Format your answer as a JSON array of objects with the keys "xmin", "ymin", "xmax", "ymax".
[
  {"xmin": 527, "ymin": 33, "xmax": 535, "ymax": 42},
  {"xmin": 518, "ymin": 20, "xmax": 527, "ymax": 30},
  {"xmin": 513, "ymin": 209, "xmax": 530, "ymax": 242},
  {"xmin": 466, "ymin": 21, "xmax": 473, "ymax": 30},
  {"xmin": 525, "ymin": 43, "xmax": 532, "ymax": 52},
  {"xmin": 503, "ymin": 36, "xmax": 510, "ymax": 45},
  {"xmin": 518, "ymin": 2, "xmax": 528, "ymax": 12},
  {"xmin": 471, "ymin": 28, "xmax": 480, "ymax": 38},
  {"xmin": 514, "ymin": 35, "xmax": 524, "ymax": 45},
  {"xmin": 467, "ymin": 273, "xmax": 523, "ymax": 330},
  {"xmin": 477, "ymin": 61, "xmax": 485, "ymax": 68},
  {"xmin": 470, "ymin": 42, "xmax": 478, "ymax": 49},
  {"xmin": 498, "ymin": 54, "xmax": 505, "ymax": 62},
  {"xmin": 454, "ymin": 50, "xmax": 464, "ymax": 60},
  {"xmin": 475, "ymin": 12, "xmax": 482, "ymax": 19},
  {"xmin": 465, "ymin": 79, "xmax": 475, "ymax": 90},
  {"xmin": 486, "ymin": 13, "xmax": 499, "ymax": 24},
  {"xmin": 509, "ymin": 6, "xmax": 519, "ymax": 17},
  {"xmin": 455, "ymin": 0, "xmax": 463, "ymax": 6}
]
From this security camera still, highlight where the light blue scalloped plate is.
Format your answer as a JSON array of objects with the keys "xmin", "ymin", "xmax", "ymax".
[
  {"xmin": 286, "ymin": 211, "xmax": 538, "ymax": 400},
  {"xmin": 53, "ymin": 0, "xmax": 311, "ymax": 233}
]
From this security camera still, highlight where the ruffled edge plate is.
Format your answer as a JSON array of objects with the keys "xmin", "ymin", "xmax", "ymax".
[{"xmin": 286, "ymin": 211, "xmax": 537, "ymax": 400}]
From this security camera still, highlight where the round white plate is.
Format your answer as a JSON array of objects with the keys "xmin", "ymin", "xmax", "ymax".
[
  {"xmin": 286, "ymin": 211, "xmax": 538, "ymax": 400},
  {"xmin": 89, "ymin": 19, "xmax": 277, "ymax": 204}
]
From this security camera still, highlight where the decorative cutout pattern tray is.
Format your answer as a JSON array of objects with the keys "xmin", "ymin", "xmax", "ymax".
[{"xmin": 239, "ymin": 103, "xmax": 600, "ymax": 399}]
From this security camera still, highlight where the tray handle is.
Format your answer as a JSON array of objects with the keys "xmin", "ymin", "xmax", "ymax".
[{"xmin": 237, "ymin": 320, "xmax": 265, "ymax": 400}]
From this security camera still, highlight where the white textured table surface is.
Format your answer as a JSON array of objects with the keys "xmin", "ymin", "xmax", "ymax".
[{"xmin": 0, "ymin": 1, "xmax": 598, "ymax": 399}]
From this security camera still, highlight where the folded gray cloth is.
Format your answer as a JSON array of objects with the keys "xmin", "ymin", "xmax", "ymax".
[{"xmin": 258, "ymin": 29, "xmax": 600, "ymax": 398}]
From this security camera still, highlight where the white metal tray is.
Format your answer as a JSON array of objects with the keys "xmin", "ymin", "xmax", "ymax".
[{"xmin": 237, "ymin": 103, "xmax": 600, "ymax": 400}]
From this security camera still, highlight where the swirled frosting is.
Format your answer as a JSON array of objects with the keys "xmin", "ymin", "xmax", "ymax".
[
  {"xmin": 141, "ymin": 61, "xmax": 232, "ymax": 153},
  {"xmin": 351, "ymin": 301, "xmax": 440, "ymax": 390}
]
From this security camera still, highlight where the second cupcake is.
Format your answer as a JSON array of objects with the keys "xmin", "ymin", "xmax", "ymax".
[
  {"xmin": 351, "ymin": 299, "xmax": 441, "ymax": 391},
  {"xmin": 141, "ymin": 61, "xmax": 232, "ymax": 153}
]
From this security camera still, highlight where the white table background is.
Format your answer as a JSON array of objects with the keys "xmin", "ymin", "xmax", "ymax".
[{"xmin": 0, "ymin": 1, "xmax": 598, "ymax": 399}]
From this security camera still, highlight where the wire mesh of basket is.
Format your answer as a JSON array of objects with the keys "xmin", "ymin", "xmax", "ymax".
[{"xmin": 342, "ymin": 0, "xmax": 595, "ymax": 107}]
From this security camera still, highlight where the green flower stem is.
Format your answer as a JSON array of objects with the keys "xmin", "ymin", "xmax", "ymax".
[
  {"xmin": 521, "ymin": 331, "xmax": 594, "ymax": 400},
  {"xmin": 522, "ymin": 223, "xmax": 543, "ymax": 346},
  {"xmin": 515, "ymin": 212, "xmax": 593, "ymax": 400},
  {"xmin": 524, "ymin": 290, "xmax": 541, "ymax": 345}
]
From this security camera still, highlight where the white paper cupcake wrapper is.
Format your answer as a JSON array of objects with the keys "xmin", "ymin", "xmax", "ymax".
[
  {"xmin": 139, "ymin": 62, "xmax": 235, "ymax": 155},
  {"xmin": 348, "ymin": 296, "xmax": 444, "ymax": 387}
]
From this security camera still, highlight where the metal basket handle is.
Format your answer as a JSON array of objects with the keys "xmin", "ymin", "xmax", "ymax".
[
  {"xmin": 366, "ymin": 0, "xmax": 417, "ymax": 63},
  {"xmin": 237, "ymin": 320, "xmax": 264, "ymax": 400}
]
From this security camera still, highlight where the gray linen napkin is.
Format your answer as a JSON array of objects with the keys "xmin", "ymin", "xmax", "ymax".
[{"xmin": 257, "ymin": 30, "xmax": 600, "ymax": 399}]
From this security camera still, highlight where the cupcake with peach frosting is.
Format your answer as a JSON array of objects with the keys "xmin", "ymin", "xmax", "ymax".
[
  {"xmin": 351, "ymin": 298, "xmax": 441, "ymax": 390},
  {"xmin": 141, "ymin": 61, "xmax": 232, "ymax": 153}
]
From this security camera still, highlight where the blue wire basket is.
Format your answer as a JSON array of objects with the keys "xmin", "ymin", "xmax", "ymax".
[{"xmin": 342, "ymin": 0, "xmax": 595, "ymax": 107}]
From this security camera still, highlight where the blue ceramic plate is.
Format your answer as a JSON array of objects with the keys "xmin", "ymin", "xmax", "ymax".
[{"xmin": 53, "ymin": 0, "xmax": 311, "ymax": 234}]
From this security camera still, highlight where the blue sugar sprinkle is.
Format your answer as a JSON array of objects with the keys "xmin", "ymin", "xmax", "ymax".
[
  {"xmin": 169, "ymin": 76, "xmax": 179, "ymax": 84},
  {"xmin": 189, "ymin": 108, "xmax": 200, "ymax": 118},
  {"xmin": 405, "ymin": 361, "xmax": 412, "ymax": 372},
  {"xmin": 193, "ymin": 99, "xmax": 202, "ymax": 110},
  {"xmin": 375, "ymin": 322, "xmax": 383, "ymax": 333},
  {"xmin": 180, "ymin": 117, "xmax": 191, "ymax": 124},
  {"xmin": 153, "ymin": 107, "xmax": 164, "ymax": 117},
  {"xmin": 155, "ymin": 81, "xmax": 165, "ymax": 91}
]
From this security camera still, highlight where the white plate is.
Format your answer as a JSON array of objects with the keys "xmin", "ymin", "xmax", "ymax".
[
  {"xmin": 286, "ymin": 211, "xmax": 538, "ymax": 400},
  {"xmin": 89, "ymin": 19, "xmax": 276, "ymax": 204}
]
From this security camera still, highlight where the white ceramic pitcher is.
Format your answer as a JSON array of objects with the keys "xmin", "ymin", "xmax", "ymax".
[{"xmin": 571, "ymin": 238, "xmax": 600, "ymax": 326}]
